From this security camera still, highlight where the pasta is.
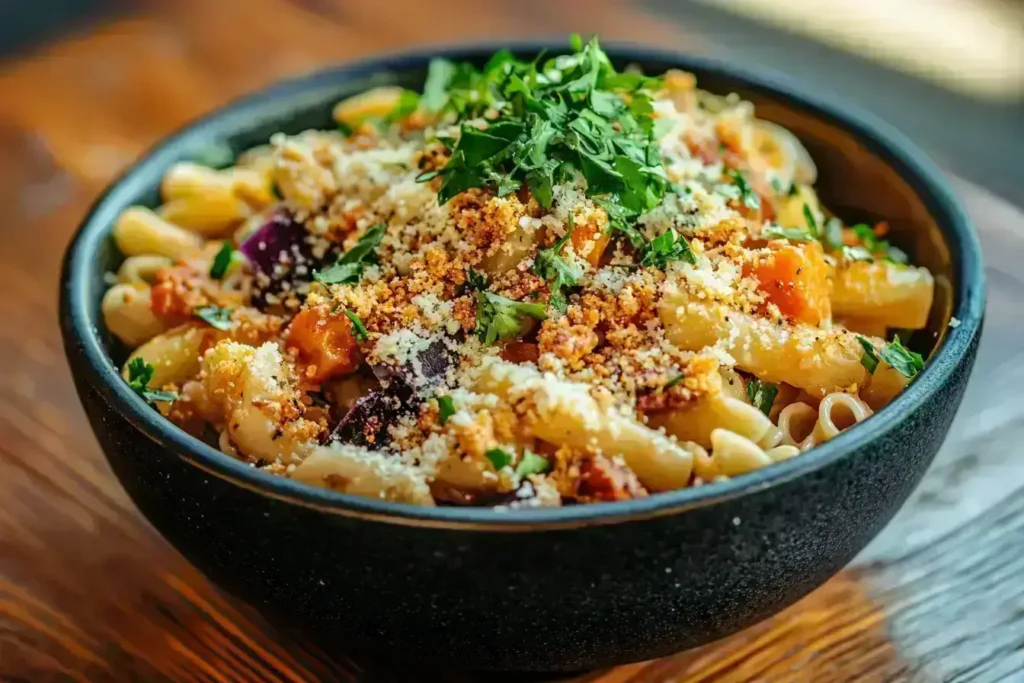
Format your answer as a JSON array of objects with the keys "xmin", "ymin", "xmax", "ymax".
[{"xmin": 100, "ymin": 38, "xmax": 934, "ymax": 508}]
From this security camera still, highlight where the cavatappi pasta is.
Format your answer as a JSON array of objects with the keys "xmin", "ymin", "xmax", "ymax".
[{"xmin": 102, "ymin": 38, "xmax": 934, "ymax": 508}]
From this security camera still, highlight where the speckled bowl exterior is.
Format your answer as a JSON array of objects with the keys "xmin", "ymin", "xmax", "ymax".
[{"xmin": 60, "ymin": 44, "xmax": 985, "ymax": 672}]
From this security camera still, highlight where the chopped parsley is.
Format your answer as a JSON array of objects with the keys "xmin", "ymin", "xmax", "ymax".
[
  {"xmin": 666, "ymin": 373, "xmax": 685, "ymax": 388},
  {"xmin": 344, "ymin": 309, "xmax": 370, "ymax": 342},
  {"xmin": 880, "ymin": 335, "xmax": 924, "ymax": 378},
  {"xmin": 726, "ymin": 170, "xmax": 760, "ymax": 211},
  {"xmin": 856, "ymin": 335, "xmax": 880, "ymax": 373},
  {"xmin": 209, "ymin": 241, "xmax": 236, "ymax": 280},
  {"xmin": 823, "ymin": 217, "xmax": 844, "ymax": 251},
  {"xmin": 639, "ymin": 227, "xmax": 696, "ymax": 269},
  {"xmin": 762, "ymin": 225, "xmax": 814, "ymax": 242},
  {"xmin": 437, "ymin": 395, "xmax": 456, "ymax": 424},
  {"xmin": 746, "ymin": 378, "xmax": 778, "ymax": 416},
  {"xmin": 849, "ymin": 223, "xmax": 909, "ymax": 265},
  {"xmin": 515, "ymin": 450, "xmax": 551, "ymax": 477},
  {"xmin": 533, "ymin": 217, "xmax": 584, "ymax": 311},
  {"xmin": 475, "ymin": 291, "xmax": 548, "ymax": 344},
  {"xmin": 856, "ymin": 334, "xmax": 924, "ymax": 378},
  {"xmin": 470, "ymin": 270, "xmax": 548, "ymax": 344},
  {"xmin": 314, "ymin": 223, "xmax": 386, "ymax": 285},
  {"xmin": 126, "ymin": 358, "xmax": 177, "ymax": 403},
  {"xmin": 387, "ymin": 89, "xmax": 420, "ymax": 122},
  {"xmin": 424, "ymin": 36, "xmax": 667, "ymax": 249},
  {"xmin": 803, "ymin": 204, "xmax": 819, "ymax": 238},
  {"xmin": 195, "ymin": 305, "xmax": 235, "ymax": 331},
  {"xmin": 840, "ymin": 245, "xmax": 875, "ymax": 263},
  {"xmin": 485, "ymin": 448, "xmax": 513, "ymax": 471}
]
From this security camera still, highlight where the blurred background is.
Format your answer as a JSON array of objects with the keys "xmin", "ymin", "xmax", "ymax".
[{"xmin": 0, "ymin": 0, "xmax": 1020, "ymax": 210}]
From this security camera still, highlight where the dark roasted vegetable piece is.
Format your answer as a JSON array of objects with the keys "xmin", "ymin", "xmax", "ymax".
[{"xmin": 239, "ymin": 210, "xmax": 336, "ymax": 308}]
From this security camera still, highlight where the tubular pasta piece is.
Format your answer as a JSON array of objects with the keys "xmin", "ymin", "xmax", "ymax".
[
  {"xmin": 645, "ymin": 395, "xmax": 773, "ymax": 450},
  {"xmin": 474, "ymin": 359, "xmax": 694, "ymax": 491},
  {"xmin": 123, "ymin": 325, "xmax": 208, "ymax": 388},
  {"xmin": 832, "ymin": 261, "xmax": 934, "ymax": 330},
  {"xmin": 291, "ymin": 443, "xmax": 435, "ymax": 506},
  {"xmin": 102, "ymin": 284, "xmax": 167, "ymax": 346},
  {"xmin": 113, "ymin": 206, "xmax": 204, "ymax": 260},
  {"xmin": 200, "ymin": 341, "xmax": 318, "ymax": 465},
  {"xmin": 659, "ymin": 289, "xmax": 908, "ymax": 397}
]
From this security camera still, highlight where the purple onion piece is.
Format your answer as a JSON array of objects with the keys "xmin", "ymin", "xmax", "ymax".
[
  {"xmin": 332, "ymin": 336, "xmax": 459, "ymax": 448},
  {"xmin": 239, "ymin": 209, "xmax": 336, "ymax": 309}
]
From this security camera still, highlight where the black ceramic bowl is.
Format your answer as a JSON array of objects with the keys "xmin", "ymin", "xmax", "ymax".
[{"xmin": 60, "ymin": 43, "xmax": 985, "ymax": 673}]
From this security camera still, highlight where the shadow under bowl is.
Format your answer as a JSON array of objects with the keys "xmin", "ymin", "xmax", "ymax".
[{"xmin": 59, "ymin": 43, "xmax": 985, "ymax": 672}]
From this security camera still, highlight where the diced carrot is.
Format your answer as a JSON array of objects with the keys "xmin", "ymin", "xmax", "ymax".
[
  {"xmin": 150, "ymin": 266, "xmax": 203, "ymax": 325},
  {"xmin": 286, "ymin": 306, "xmax": 361, "ymax": 383},
  {"xmin": 570, "ymin": 220, "xmax": 611, "ymax": 268},
  {"xmin": 577, "ymin": 456, "xmax": 647, "ymax": 501},
  {"xmin": 747, "ymin": 241, "xmax": 831, "ymax": 325},
  {"xmin": 500, "ymin": 341, "xmax": 540, "ymax": 364}
]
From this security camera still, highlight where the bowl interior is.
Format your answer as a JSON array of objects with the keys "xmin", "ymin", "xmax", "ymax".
[{"xmin": 65, "ymin": 43, "xmax": 982, "ymax": 527}]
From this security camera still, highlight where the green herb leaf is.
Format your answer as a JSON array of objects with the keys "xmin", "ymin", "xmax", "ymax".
[
  {"xmin": 727, "ymin": 170, "xmax": 760, "ymax": 211},
  {"xmin": 856, "ymin": 335, "xmax": 880, "ymax": 374},
  {"xmin": 475, "ymin": 290, "xmax": 548, "ymax": 345},
  {"xmin": 639, "ymin": 228, "xmax": 696, "ymax": 269},
  {"xmin": 195, "ymin": 305, "xmax": 235, "ymax": 331},
  {"xmin": 425, "ymin": 36, "xmax": 666, "ymax": 246},
  {"xmin": 209, "ymin": 241, "xmax": 236, "ymax": 280},
  {"xmin": 422, "ymin": 59, "xmax": 457, "ymax": 112},
  {"xmin": 880, "ymin": 335, "xmax": 924, "ymax": 379},
  {"xmin": 126, "ymin": 357, "xmax": 177, "ymax": 403},
  {"xmin": 762, "ymin": 225, "xmax": 814, "ymax": 242},
  {"xmin": 485, "ymin": 448, "xmax": 513, "ymax": 471},
  {"xmin": 314, "ymin": 223, "xmax": 386, "ymax": 285},
  {"xmin": 823, "ymin": 217, "xmax": 844, "ymax": 251},
  {"xmin": 746, "ymin": 378, "xmax": 778, "ymax": 416},
  {"xmin": 533, "ymin": 218, "xmax": 584, "ymax": 311},
  {"xmin": 387, "ymin": 89, "xmax": 420, "ymax": 122},
  {"xmin": 344, "ymin": 309, "xmax": 370, "ymax": 342},
  {"xmin": 270, "ymin": 181, "xmax": 283, "ymax": 200},
  {"xmin": 666, "ymin": 373, "xmax": 685, "ymax": 388},
  {"xmin": 515, "ymin": 450, "xmax": 551, "ymax": 477},
  {"xmin": 840, "ymin": 245, "xmax": 875, "ymax": 263},
  {"xmin": 803, "ymin": 204, "xmax": 819, "ymax": 237},
  {"xmin": 770, "ymin": 176, "xmax": 790, "ymax": 196},
  {"xmin": 437, "ymin": 395, "xmax": 456, "ymax": 424}
]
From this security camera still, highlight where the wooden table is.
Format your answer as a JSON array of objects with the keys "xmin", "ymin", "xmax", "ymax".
[{"xmin": 1, "ymin": 1, "xmax": 1022, "ymax": 681}]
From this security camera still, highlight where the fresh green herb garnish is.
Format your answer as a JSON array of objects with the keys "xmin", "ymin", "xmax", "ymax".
[
  {"xmin": 856, "ymin": 335, "xmax": 880, "ymax": 374},
  {"xmin": 803, "ymin": 204, "xmax": 819, "ymax": 237},
  {"xmin": 726, "ymin": 170, "xmax": 760, "ymax": 211},
  {"xmin": 425, "ymin": 36, "xmax": 666, "ymax": 249},
  {"xmin": 857, "ymin": 334, "xmax": 923, "ymax": 378},
  {"xmin": 762, "ymin": 225, "xmax": 814, "ymax": 242},
  {"xmin": 126, "ymin": 357, "xmax": 177, "ymax": 403},
  {"xmin": 638, "ymin": 227, "xmax": 696, "ymax": 269},
  {"xmin": 666, "ymin": 374, "xmax": 685, "ymax": 388},
  {"xmin": 823, "ymin": 217, "xmax": 844, "ymax": 251},
  {"xmin": 849, "ymin": 223, "xmax": 909, "ymax": 265},
  {"xmin": 840, "ymin": 245, "xmax": 875, "ymax": 263},
  {"xmin": 485, "ymin": 448, "xmax": 513, "ymax": 471},
  {"xmin": 314, "ymin": 223, "xmax": 386, "ymax": 285},
  {"xmin": 533, "ymin": 217, "xmax": 584, "ymax": 312},
  {"xmin": 515, "ymin": 450, "xmax": 551, "ymax": 477},
  {"xmin": 880, "ymin": 335, "xmax": 924, "ymax": 379},
  {"xmin": 270, "ymin": 180, "xmax": 283, "ymax": 201},
  {"xmin": 195, "ymin": 305, "xmax": 235, "ymax": 331},
  {"xmin": 437, "ymin": 395, "xmax": 456, "ymax": 424},
  {"xmin": 746, "ymin": 378, "xmax": 778, "ymax": 416},
  {"xmin": 209, "ymin": 241, "xmax": 236, "ymax": 280},
  {"xmin": 344, "ymin": 309, "xmax": 370, "ymax": 342},
  {"xmin": 475, "ymin": 291, "xmax": 548, "ymax": 344},
  {"xmin": 770, "ymin": 177, "xmax": 790, "ymax": 196},
  {"xmin": 387, "ymin": 89, "xmax": 420, "ymax": 122}
]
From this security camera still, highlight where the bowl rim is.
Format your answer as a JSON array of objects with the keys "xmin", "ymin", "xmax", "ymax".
[{"xmin": 60, "ymin": 40, "xmax": 985, "ymax": 531}]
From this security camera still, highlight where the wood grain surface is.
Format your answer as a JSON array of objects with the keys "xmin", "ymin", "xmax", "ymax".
[{"xmin": 1, "ymin": 1, "xmax": 1022, "ymax": 681}]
